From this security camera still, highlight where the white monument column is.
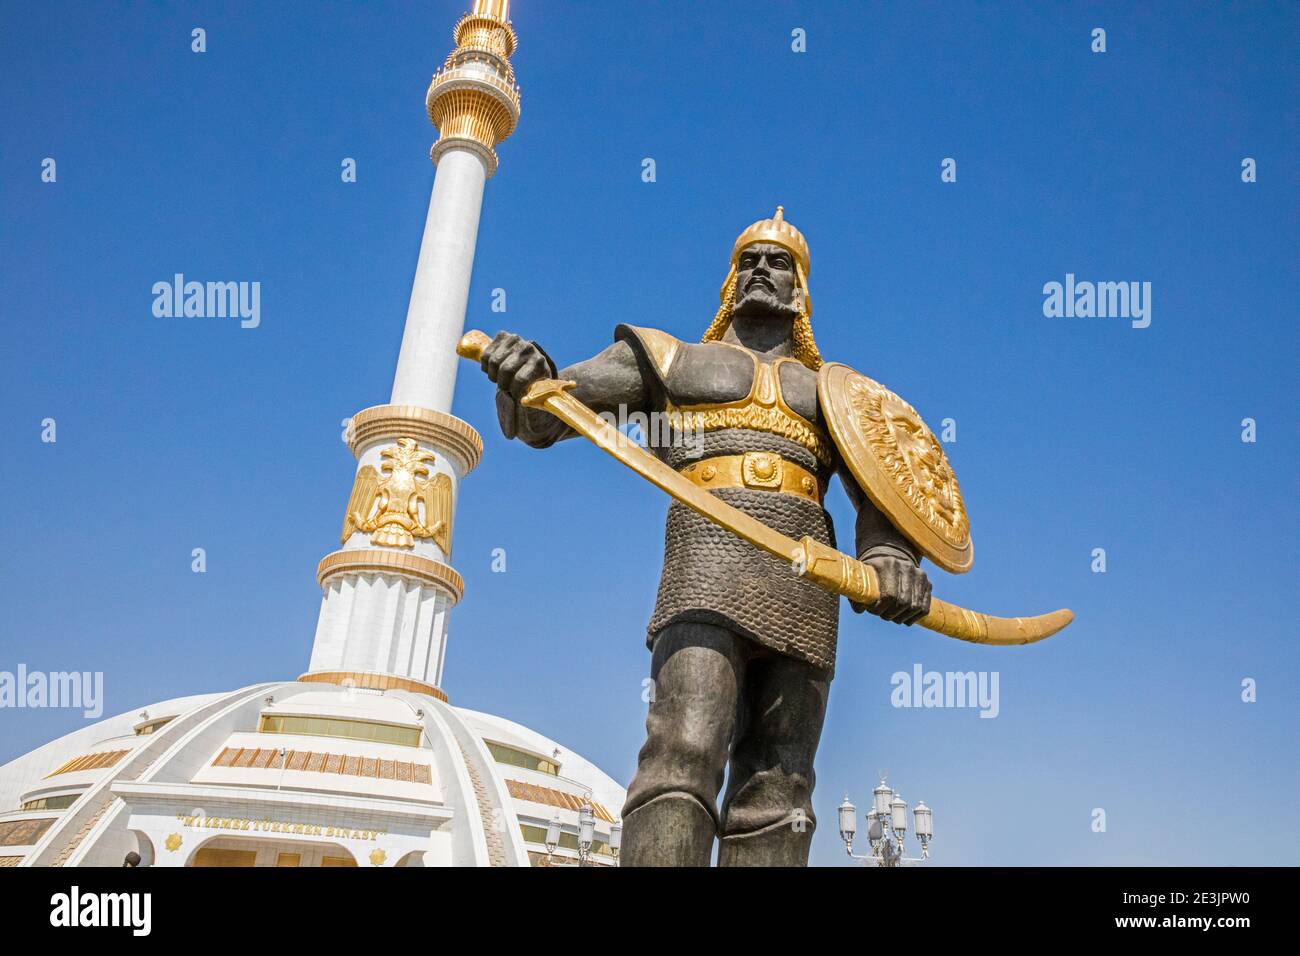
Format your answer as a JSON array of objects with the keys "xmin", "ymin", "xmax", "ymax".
[
  {"xmin": 391, "ymin": 148, "xmax": 486, "ymax": 413},
  {"xmin": 303, "ymin": 0, "xmax": 521, "ymax": 701}
]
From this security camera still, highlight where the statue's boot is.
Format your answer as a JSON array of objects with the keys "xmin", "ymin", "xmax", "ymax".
[
  {"xmin": 619, "ymin": 792, "xmax": 716, "ymax": 867},
  {"xmin": 717, "ymin": 817, "xmax": 813, "ymax": 867}
]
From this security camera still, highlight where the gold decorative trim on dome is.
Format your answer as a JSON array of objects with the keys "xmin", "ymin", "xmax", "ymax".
[
  {"xmin": 0, "ymin": 818, "xmax": 55, "ymax": 847},
  {"xmin": 347, "ymin": 404, "xmax": 483, "ymax": 474},
  {"xmin": 213, "ymin": 746, "xmax": 433, "ymax": 782},
  {"xmin": 45, "ymin": 749, "xmax": 130, "ymax": 778},
  {"xmin": 504, "ymin": 779, "xmax": 618, "ymax": 824},
  {"xmin": 316, "ymin": 548, "xmax": 464, "ymax": 604},
  {"xmin": 297, "ymin": 670, "xmax": 450, "ymax": 703}
]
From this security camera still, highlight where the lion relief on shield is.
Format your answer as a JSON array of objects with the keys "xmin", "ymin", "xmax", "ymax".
[{"xmin": 849, "ymin": 377, "xmax": 968, "ymax": 548}]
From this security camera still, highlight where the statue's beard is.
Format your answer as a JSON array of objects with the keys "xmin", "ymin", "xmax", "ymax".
[{"xmin": 732, "ymin": 284, "xmax": 801, "ymax": 323}]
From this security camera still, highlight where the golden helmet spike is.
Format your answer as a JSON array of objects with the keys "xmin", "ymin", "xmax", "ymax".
[
  {"xmin": 730, "ymin": 205, "xmax": 810, "ymax": 277},
  {"xmin": 702, "ymin": 206, "xmax": 822, "ymax": 370}
]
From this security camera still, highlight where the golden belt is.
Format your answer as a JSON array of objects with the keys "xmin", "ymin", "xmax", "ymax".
[{"xmin": 679, "ymin": 453, "xmax": 822, "ymax": 504}]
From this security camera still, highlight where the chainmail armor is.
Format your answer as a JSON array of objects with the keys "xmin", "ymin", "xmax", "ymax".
[{"xmin": 648, "ymin": 428, "xmax": 840, "ymax": 673}]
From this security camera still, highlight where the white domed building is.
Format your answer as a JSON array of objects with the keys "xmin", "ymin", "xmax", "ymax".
[
  {"xmin": 0, "ymin": 686, "xmax": 624, "ymax": 868},
  {"xmin": 0, "ymin": 0, "xmax": 626, "ymax": 868}
]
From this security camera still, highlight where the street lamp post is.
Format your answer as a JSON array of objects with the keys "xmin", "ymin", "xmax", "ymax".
[
  {"xmin": 838, "ymin": 776, "xmax": 933, "ymax": 866},
  {"xmin": 577, "ymin": 794, "xmax": 595, "ymax": 866},
  {"xmin": 609, "ymin": 822, "xmax": 622, "ymax": 864},
  {"xmin": 544, "ymin": 814, "xmax": 562, "ymax": 865},
  {"xmin": 541, "ymin": 793, "xmax": 620, "ymax": 867}
]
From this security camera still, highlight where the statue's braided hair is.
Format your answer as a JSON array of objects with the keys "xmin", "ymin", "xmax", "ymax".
[
  {"xmin": 701, "ymin": 263, "xmax": 823, "ymax": 370},
  {"xmin": 790, "ymin": 262, "xmax": 823, "ymax": 370},
  {"xmin": 700, "ymin": 267, "xmax": 738, "ymax": 346}
]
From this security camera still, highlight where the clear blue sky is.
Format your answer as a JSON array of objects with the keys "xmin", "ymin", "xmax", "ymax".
[{"xmin": 2, "ymin": 1, "xmax": 1296, "ymax": 865}]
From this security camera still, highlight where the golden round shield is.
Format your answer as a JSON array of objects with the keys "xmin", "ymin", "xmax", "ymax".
[{"xmin": 818, "ymin": 363, "xmax": 973, "ymax": 573}]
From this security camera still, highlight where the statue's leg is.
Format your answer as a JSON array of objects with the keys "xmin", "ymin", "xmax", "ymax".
[
  {"xmin": 620, "ymin": 621, "xmax": 746, "ymax": 867},
  {"xmin": 716, "ymin": 649, "xmax": 830, "ymax": 866}
]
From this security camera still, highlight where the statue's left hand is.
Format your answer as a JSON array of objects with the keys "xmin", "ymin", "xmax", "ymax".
[{"xmin": 856, "ymin": 552, "xmax": 932, "ymax": 625}]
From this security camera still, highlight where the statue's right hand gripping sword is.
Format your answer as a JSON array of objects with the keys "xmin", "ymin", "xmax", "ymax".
[{"xmin": 458, "ymin": 330, "xmax": 1073, "ymax": 646}]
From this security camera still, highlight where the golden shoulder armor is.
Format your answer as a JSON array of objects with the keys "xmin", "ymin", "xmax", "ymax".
[{"xmin": 817, "ymin": 363, "xmax": 973, "ymax": 573}]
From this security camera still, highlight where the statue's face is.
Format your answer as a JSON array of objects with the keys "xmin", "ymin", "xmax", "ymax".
[{"xmin": 733, "ymin": 242, "xmax": 799, "ymax": 318}]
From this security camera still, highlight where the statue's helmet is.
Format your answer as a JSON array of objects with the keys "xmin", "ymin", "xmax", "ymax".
[
  {"xmin": 702, "ymin": 206, "xmax": 822, "ymax": 369},
  {"xmin": 731, "ymin": 204, "xmax": 811, "ymax": 281}
]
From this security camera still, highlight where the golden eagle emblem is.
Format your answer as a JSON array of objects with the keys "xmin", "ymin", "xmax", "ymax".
[{"xmin": 342, "ymin": 438, "xmax": 453, "ymax": 553}]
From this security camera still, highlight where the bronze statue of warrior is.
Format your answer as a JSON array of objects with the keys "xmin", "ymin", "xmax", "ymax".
[{"xmin": 473, "ymin": 208, "xmax": 959, "ymax": 866}]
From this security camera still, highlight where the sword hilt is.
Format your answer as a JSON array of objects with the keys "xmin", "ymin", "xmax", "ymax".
[
  {"xmin": 793, "ymin": 536, "xmax": 1072, "ymax": 645},
  {"xmin": 457, "ymin": 329, "xmax": 493, "ymax": 362},
  {"xmin": 458, "ymin": 331, "xmax": 576, "ymax": 406},
  {"xmin": 794, "ymin": 537, "xmax": 879, "ymax": 606}
]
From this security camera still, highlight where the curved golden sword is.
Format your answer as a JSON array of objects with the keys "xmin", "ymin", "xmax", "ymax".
[{"xmin": 458, "ymin": 330, "xmax": 1072, "ymax": 645}]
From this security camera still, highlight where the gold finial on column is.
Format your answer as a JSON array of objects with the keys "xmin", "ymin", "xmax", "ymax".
[
  {"xmin": 472, "ymin": 0, "xmax": 510, "ymax": 18},
  {"xmin": 426, "ymin": 0, "xmax": 522, "ymax": 177}
]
